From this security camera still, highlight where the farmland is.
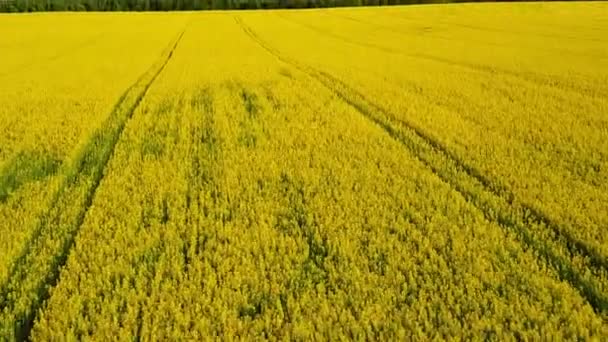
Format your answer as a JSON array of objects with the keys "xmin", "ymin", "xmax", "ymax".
[{"xmin": 1, "ymin": 2, "xmax": 607, "ymax": 339}]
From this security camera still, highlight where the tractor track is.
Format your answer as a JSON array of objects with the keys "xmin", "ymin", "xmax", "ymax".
[
  {"xmin": 0, "ymin": 27, "xmax": 186, "ymax": 341},
  {"xmin": 277, "ymin": 13, "xmax": 606, "ymax": 100},
  {"xmin": 234, "ymin": 15, "xmax": 608, "ymax": 317}
]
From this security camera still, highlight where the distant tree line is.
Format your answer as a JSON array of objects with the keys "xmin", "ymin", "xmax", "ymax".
[{"xmin": 0, "ymin": 0, "xmax": 567, "ymax": 12}]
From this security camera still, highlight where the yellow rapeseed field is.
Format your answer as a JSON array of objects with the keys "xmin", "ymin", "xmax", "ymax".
[{"xmin": 1, "ymin": 2, "xmax": 607, "ymax": 339}]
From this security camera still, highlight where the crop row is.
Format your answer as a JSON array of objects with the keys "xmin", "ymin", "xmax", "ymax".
[{"xmin": 33, "ymin": 15, "xmax": 607, "ymax": 339}]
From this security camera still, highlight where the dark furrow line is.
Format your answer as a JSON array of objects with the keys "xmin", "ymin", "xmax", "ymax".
[
  {"xmin": 310, "ymin": 70, "xmax": 608, "ymax": 314},
  {"xmin": 234, "ymin": 16, "xmax": 608, "ymax": 316},
  {"xmin": 0, "ymin": 28, "xmax": 186, "ymax": 341},
  {"xmin": 277, "ymin": 13, "xmax": 605, "ymax": 100},
  {"xmin": 135, "ymin": 305, "xmax": 144, "ymax": 341},
  {"xmin": 380, "ymin": 10, "xmax": 608, "ymax": 43},
  {"xmin": 0, "ymin": 82, "xmax": 137, "ymax": 307},
  {"xmin": 235, "ymin": 13, "xmax": 497, "ymax": 220},
  {"xmin": 328, "ymin": 10, "xmax": 608, "ymax": 61},
  {"xmin": 0, "ymin": 28, "xmax": 183, "ymax": 308},
  {"xmin": 236, "ymin": 14, "xmax": 608, "ymax": 275},
  {"xmin": 324, "ymin": 11, "xmax": 524, "ymax": 51},
  {"xmin": 316, "ymin": 67, "xmax": 608, "ymax": 275},
  {"xmin": 275, "ymin": 13, "xmax": 397, "ymax": 54}
]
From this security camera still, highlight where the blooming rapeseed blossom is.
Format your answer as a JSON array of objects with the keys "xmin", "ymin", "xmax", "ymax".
[{"xmin": 0, "ymin": 3, "xmax": 606, "ymax": 339}]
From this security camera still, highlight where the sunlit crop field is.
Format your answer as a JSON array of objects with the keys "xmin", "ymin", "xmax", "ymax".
[{"xmin": 1, "ymin": 2, "xmax": 607, "ymax": 339}]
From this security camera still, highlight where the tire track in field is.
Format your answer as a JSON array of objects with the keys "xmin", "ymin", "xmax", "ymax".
[
  {"xmin": 235, "ymin": 16, "xmax": 608, "ymax": 317},
  {"xmin": 325, "ymin": 11, "xmax": 521, "ymax": 50},
  {"xmin": 308, "ymin": 58, "xmax": 606, "ymax": 193},
  {"xmin": 329, "ymin": 11, "xmax": 608, "ymax": 59},
  {"xmin": 277, "ymin": 13, "xmax": 605, "ymax": 100},
  {"xmin": 380, "ymin": 11, "xmax": 608, "ymax": 44},
  {"xmin": 0, "ymin": 28, "xmax": 186, "ymax": 341}
]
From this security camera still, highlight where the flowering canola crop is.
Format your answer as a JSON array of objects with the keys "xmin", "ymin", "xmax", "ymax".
[{"xmin": 0, "ymin": 3, "xmax": 607, "ymax": 340}]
